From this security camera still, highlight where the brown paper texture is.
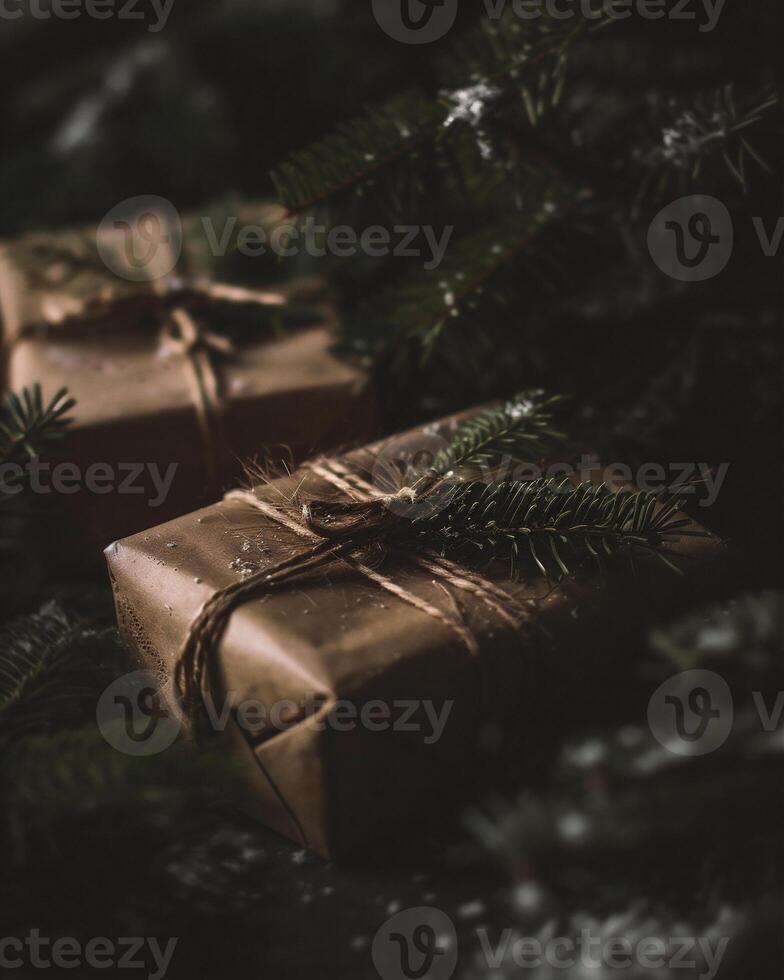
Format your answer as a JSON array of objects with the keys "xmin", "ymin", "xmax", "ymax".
[{"xmin": 106, "ymin": 413, "xmax": 725, "ymax": 859}]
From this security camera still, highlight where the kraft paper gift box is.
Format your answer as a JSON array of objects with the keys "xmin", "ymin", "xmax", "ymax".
[
  {"xmin": 0, "ymin": 202, "xmax": 375, "ymax": 569},
  {"xmin": 105, "ymin": 404, "xmax": 724, "ymax": 859}
]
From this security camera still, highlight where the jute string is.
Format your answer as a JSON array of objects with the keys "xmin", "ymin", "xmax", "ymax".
[
  {"xmin": 175, "ymin": 455, "xmax": 534, "ymax": 720},
  {"xmin": 150, "ymin": 280, "xmax": 285, "ymax": 489},
  {"xmin": 10, "ymin": 235, "xmax": 286, "ymax": 492}
]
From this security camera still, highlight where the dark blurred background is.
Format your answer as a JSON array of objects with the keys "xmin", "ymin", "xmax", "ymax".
[
  {"xmin": 2, "ymin": 0, "xmax": 779, "ymax": 230},
  {"xmin": 0, "ymin": 0, "xmax": 444, "ymax": 232},
  {"xmin": 1, "ymin": 3, "xmax": 783, "ymax": 979}
]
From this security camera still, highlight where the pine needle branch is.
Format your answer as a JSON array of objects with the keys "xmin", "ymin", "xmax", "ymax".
[
  {"xmin": 272, "ymin": 93, "xmax": 445, "ymax": 215},
  {"xmin": 345, "ymin": 190, "xmax": 587, "ymax": 361},
  {"xmin": 636, "ymin": 83, "xmax": 780, "ymax": 197},
  {"xmin": 1, "ymin": 727, "xmax": 239, "ymax": 868},
  {"xmin": 272, "ymin": 6, "xmax": 602, "ymax": 216},
  {"xmin": 0, "ymin": 602, "xmax": 123, "ymax": 745},
  {"xmin": 433, "ymin": 389, "xmax": 568, "ymax": 474},
  {"xmin": 417, "ymin": 479, "xmax": 703, "ymax": 578},
  {"xmin": 0, "ymin": 384, "xmax": 75, "ymax": 465}
]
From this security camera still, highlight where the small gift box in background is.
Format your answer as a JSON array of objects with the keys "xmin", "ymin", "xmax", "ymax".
[
  {"xmin": 106, "ymin": 396, "xmax": 725, "ymax": 859},
  {"xmin": 0, "ymin": 200, "xmax": 376, "ymax": 572}
]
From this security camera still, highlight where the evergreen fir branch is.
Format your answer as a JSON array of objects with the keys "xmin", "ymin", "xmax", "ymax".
[
  {"xmin": 636, "ymin": 84, "xmax": 780, "ymax": 196},
  {"xmin": 0, "ymin": 387, "xmax": 75, "ymax": 595},
  {"xmin": 346, "ymin": 190, "xmax": 586, "ymax": 361},
  {"xmin": 272, "ymin": 6, "xmax": 604, "ymax": 217},
  {"xmin": 0, "ymin": 601, "xmax": 123, "ymax": 744},
  {"xmin": 436, "ymin": 0, "xmax": 599, "ymax": 139},
  {"xmin": 438, "ymin": 0, "xmax": 587, "ymax": 89},
  {"xmin": 0, "ymin": 384, "xmax": 75, "ymax": 465},
  {"xmin": 1, "ymin": 726, "xmax": 239, "ymax": 868},
  {"xmin": 433, "ymin": 389, "xmax": 567, "ymax": 474},
  {"xmin": 272, "ymin": 93, "xmax": 447, "ymax": 215},
  {"xmin": 417, "ymin": 212, "xmax": 559, "ymax": 353},
  {"xmin": 417, "ymin": 479, "xmax": 703, "ymax": 578}
]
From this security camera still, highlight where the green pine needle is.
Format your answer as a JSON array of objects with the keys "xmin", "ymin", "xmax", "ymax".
[
  {"xmin": 272, "ymin": 93, "xmax": 446, "ymax": 215},
  {"xmin": 0, "ymin": 602, "xmax": 122, "ymax": 745},
  {"xmin": 417, "ymin": 478, "xmax": 704, "ymax": 579},
  {"xmin": 344, "ymin": 195, "xmax": 581, "ymax": 363},
  {"xmin": 0, "ymin": 384, "xmax": 75, "ymax": 465},
  {"xmin": 271, "ymin": 5, "xmax": 600, "ymax": 217},
  {"xmin": 2, "ymin": 727, "xmax": 240, "ymax": 869},
  {"xmin": 638, "ymin": 84, "xmax": 779, "ymax": 198},
  {"xmin": 433, "ymin": 389, "xmax": 568, "ymax": 474}
]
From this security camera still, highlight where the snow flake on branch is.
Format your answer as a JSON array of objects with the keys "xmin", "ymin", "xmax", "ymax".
[
  {"xmin": 656, "ymin": 109, "xmax": 731, "ymax": 169},
  {"xmin": 443, "ymin": 82, "xmax": 502, "ymax": 129},
  {"xmin": 442, "ymin": 82, "xmax": 503, "ymax": 160}
]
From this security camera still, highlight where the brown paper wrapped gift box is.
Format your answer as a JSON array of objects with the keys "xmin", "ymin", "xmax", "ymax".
[
  {"xmin": 106, "ymin": 407, "xmax": 724, "ymax": 859},
  {"xmin": 0, "ymin": 204, "xmax": 375, "ymax": 569}
]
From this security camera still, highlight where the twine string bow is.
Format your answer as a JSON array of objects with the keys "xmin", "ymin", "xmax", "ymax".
[
  {"xmin": 150, "ymin": 278, "xmax": 285, "ymax": 490},
  {"xmin": 175, "ymin": 459, "xmax": 533, "ymax": 723},
  {"xmin": 7, "ymin": 221, "xmax": 288, "ymax": 491}
]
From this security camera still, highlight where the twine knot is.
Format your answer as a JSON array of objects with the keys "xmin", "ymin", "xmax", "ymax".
[
  {"xmin": 385, "ymin": 486, "xmax": 418, "ymax": 506},
  {"xmin": 159, "ymin": 305, "xmax": 235, "ymax": 360}
]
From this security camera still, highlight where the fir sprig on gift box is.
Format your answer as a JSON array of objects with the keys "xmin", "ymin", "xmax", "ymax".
[
  {"xmin": 176, "ymin": 388, "xmax": 713, "ymax": 722},
  {"xmin": 418, "ymin": 479, "xmax": 700, "ymax": 578},
  {"xmin": 432, "ymin": 389, "xmax": 568, "ymax": 473},
  {"xmin": 304, "ymin": 391, "xmax": 703, "ymax": 581}
]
